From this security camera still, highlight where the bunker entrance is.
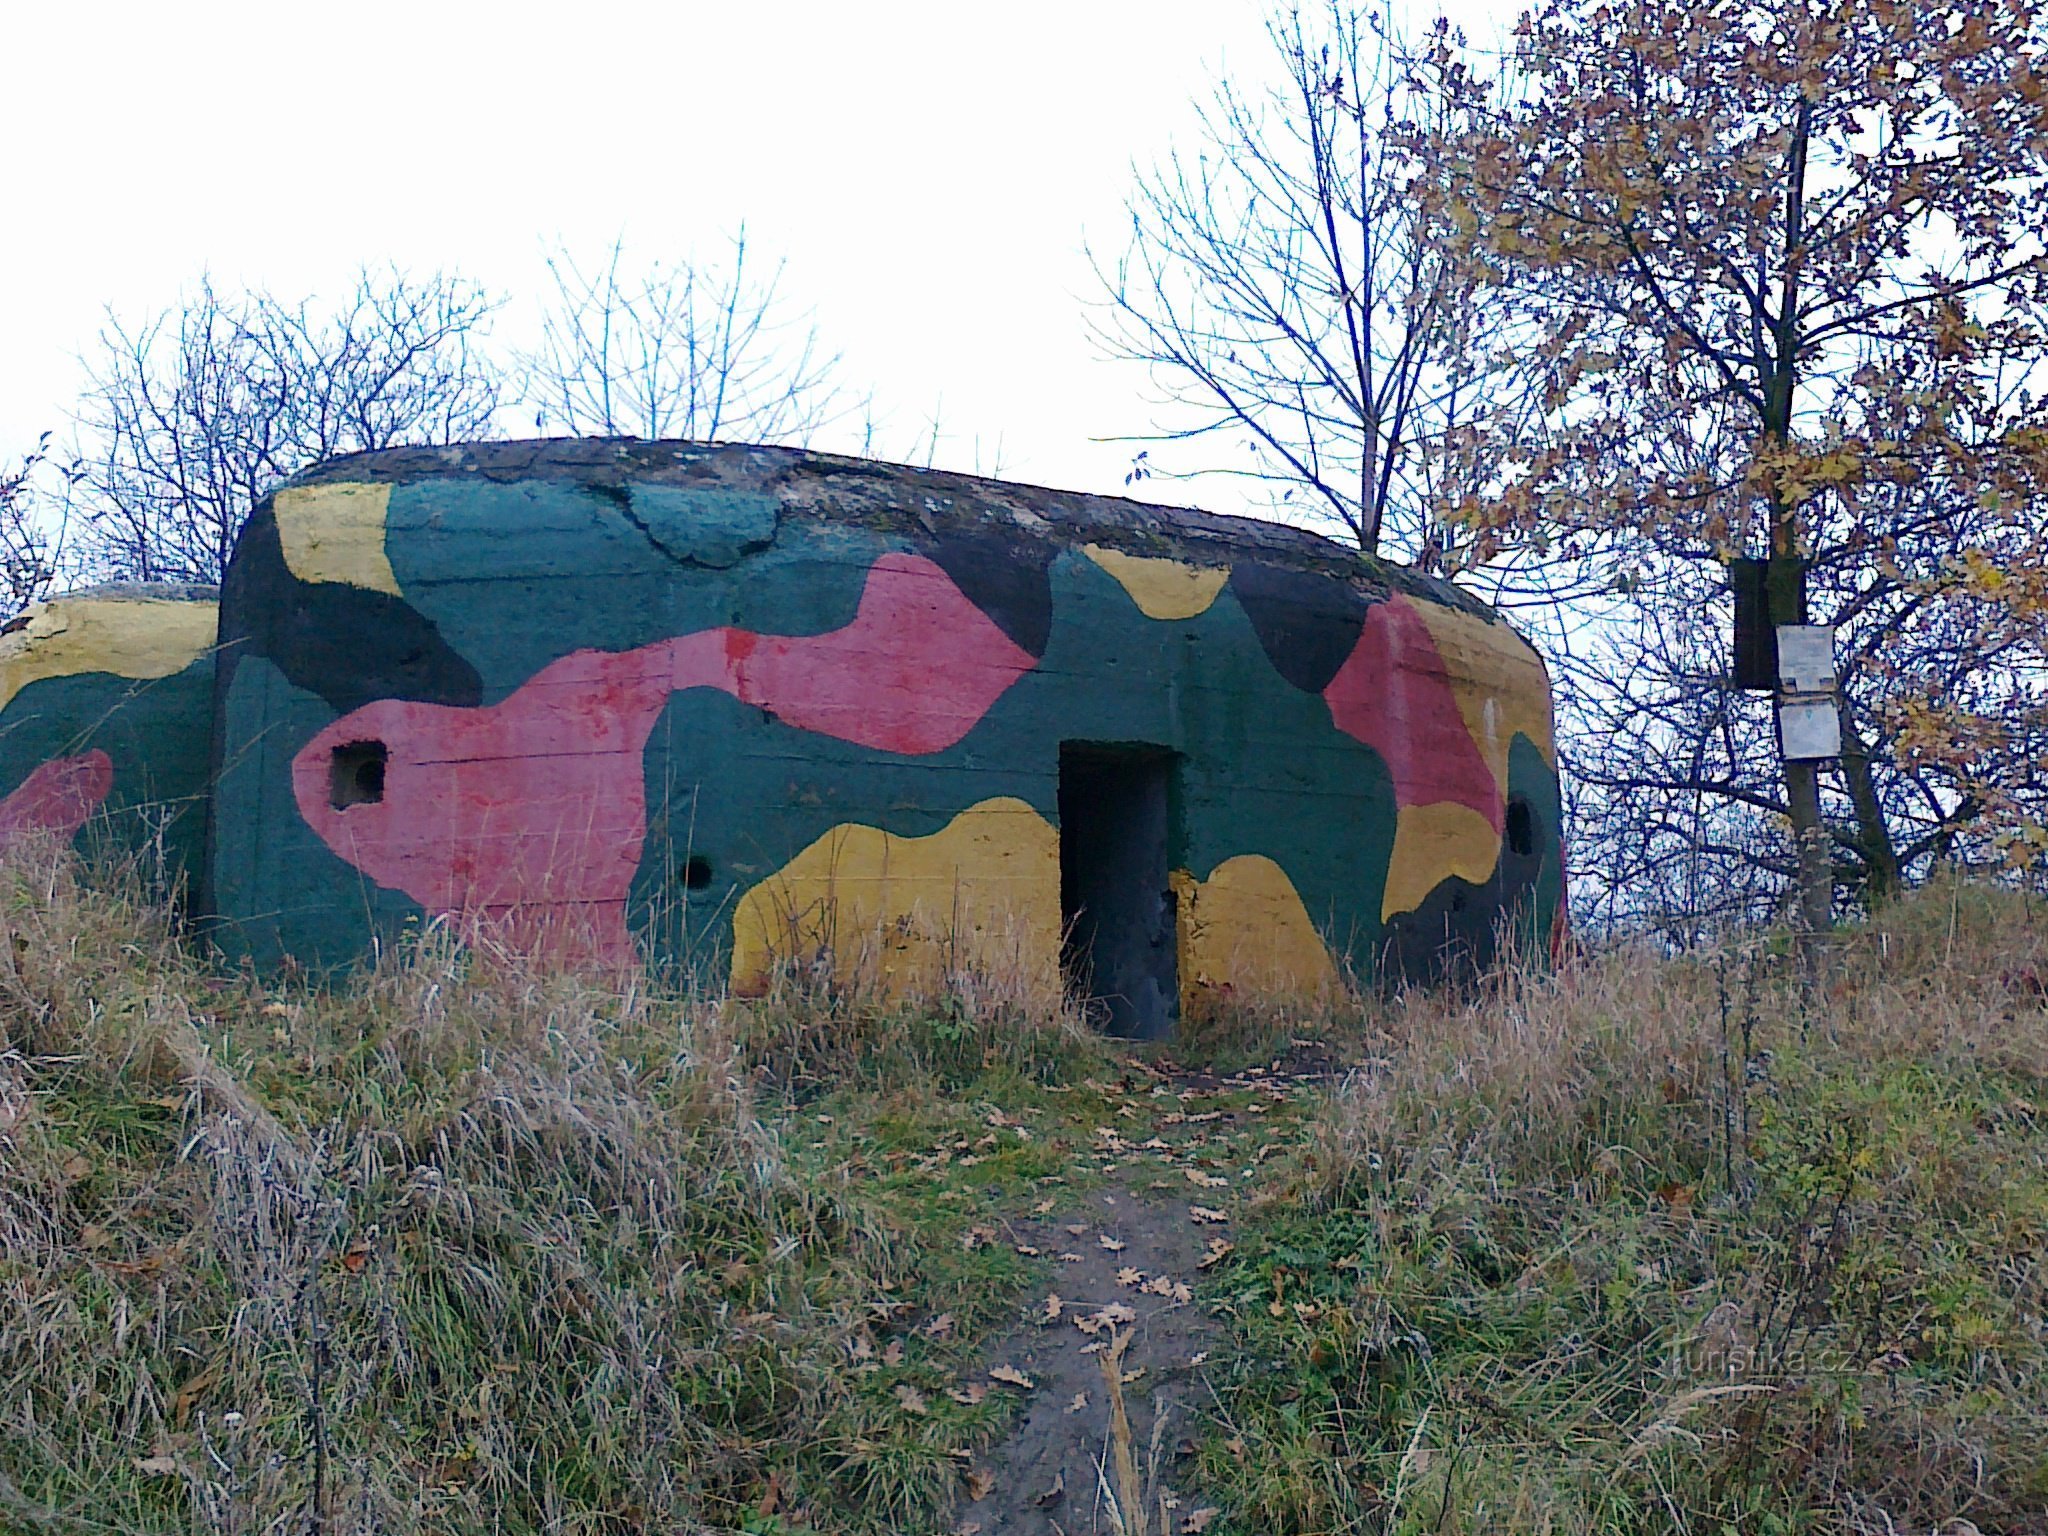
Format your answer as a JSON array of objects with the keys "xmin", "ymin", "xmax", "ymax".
[{"xmin": 1058, "ymin": 743, "xmax": 1178, "ymax": 1040}]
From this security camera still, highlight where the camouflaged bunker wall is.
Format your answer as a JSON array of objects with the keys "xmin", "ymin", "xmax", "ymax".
[
  {"xmin": 0, "ymin": 587, "xmax": 217, "ymax": 882},
  {"xmin": 0, "ymin": 441, "xmax": 1564, "ymax": 1036}
]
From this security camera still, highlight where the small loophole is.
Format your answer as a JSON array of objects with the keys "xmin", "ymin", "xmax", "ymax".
[
  {"xmin": 682, "ymin": 856, "xmax": 713, "ymax": 891},
  {"xmin": 329, "ymin": 741, "xmax": 388, "ymax": 810}
]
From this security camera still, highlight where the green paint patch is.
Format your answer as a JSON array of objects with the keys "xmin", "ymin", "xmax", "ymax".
[{"xmin": 626, "ymin": 484, "xmax": 781, "ymax": 567}]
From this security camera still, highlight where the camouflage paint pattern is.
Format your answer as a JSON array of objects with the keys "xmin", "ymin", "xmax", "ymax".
[
  {"xmin": 0, "ymin": 588, "xmax": 217, "ymax": 889},
  {"xmin": 197, "ymin": 440, "xmax": 1563, "ymax": 1008}
]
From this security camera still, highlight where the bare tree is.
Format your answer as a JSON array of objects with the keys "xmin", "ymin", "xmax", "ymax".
[
  {"xmin": 1091, "ymin": 1, "xmax": 1540, "ymax": 562},
  {"xmin": 71, "ymin": 269, "xmax": 503, "ymax": 585},
  {"xmin": 521, "ymin": 231, "xmax": 855, "ymax": 446},
  {"xmin": 0, "ymin": 437, "xmax": 65, "ymax": 616}
]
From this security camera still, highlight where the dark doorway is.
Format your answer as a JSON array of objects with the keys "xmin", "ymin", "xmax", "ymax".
[{"xmin": 1058, "ymin": 743, "xmax": 1179, "ymax": 1039}]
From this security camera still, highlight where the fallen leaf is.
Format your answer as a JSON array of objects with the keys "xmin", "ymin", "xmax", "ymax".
[
  {"xmin": 1188, "ymin": 1350, "xmax": 1209, "ymax": 1366},
  {"xmin": 1058, "ymin": 1251, "xmax": 1085, "ymax": 1263},
  {"xmin": 923, "ymin": 1313, "xmax": 955, "ymax": 1340},
  {"xmin": 80, "ymin": 1224, "xmax": 112, "ymax": 1251},
  {"xmin": 963, "ymin": 1468, "xmax": 996, "ymax": 1501},
  {"xmin": 1032, "ymin": 1197, "xmax": 1056, "ymax": 1215},
  {"xmin": 1182, "ymin": 1508, "xmax": 1222, "ymax": 1532},
  {"xmin": 170, "ymin": 1361, "xmax": 219, "ymax": 1426},
  {"xmin": 895, "ymin": 1384, "xmax": 929, "ymax": 1415},
  {"xmin": 60, "ymin": 1154, "xmax": 92, "ymax": 1183},
  {"xmin": 1066, "ymin": 1391, "xmax": 1089, "ymax": 1414},
  {"xmin": 1013, "ymin": 1244, "xmax": 1041, "ymax": 1257},
  {"xmin": 133, "ymin": 1455, "xmax": 178, "ymax": 1476},
  {"xmin": 962, "ymin": 1224, "xmax": 998, "ymax": 1251},
  {"xmin": 988, "ymin": 1364, "xmax": 1034, "ymax": 1389},
  {"xmin": 1064, "ymin": 1223, "xmax": 1090, "ymax": 1236},
  {"xmin": 946, "ymin": 1381, "xmax": 989, "ymax": 1406},
  {"xmin": 1116, "ymin": 1267, "xmax": 1143, "ymax": 1286},
  {"xmin": 882, "ymin": 1340, "xmax": 905, "ymax": 1367},
  {"xmin": 1184, "ymin": 1168, "xmax": 1230, "ymax": 1188},
  {"xmin": 1100, "ymin": 1235, "xmax": 1126, "ymax": 1252},
  {"xmin": 1199, "ymin": 1238, "xmax": 1233, "ymax": 1268},
  {"xmin": 1190, "ymin": 1206, "xmax": 1227, "ymax": 1225},
  {"xmin": 1043, "ymin": 1294, "xmax": 1064, "ymax": 1321}
]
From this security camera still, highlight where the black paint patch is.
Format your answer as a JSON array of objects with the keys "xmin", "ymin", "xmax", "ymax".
[
  {"xmin": 1228, "ymin": 562, "xmax": 1373, "ymax": 694},
  {"xmin": 927, "ymin": 529, "xmax": 1055, "ymax": 657},
  {"xmin": 1379, "ymin": 807, "xmax": 1552, "ymax": 989},
  {"xmin": 217, "ymin": 509, "xmax": 482, "ymax": 714}
]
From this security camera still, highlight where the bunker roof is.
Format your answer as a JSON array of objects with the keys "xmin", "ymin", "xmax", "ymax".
[{"xmin": 276, "ymin": 438, "xmax": 1499, "ymax": 620}]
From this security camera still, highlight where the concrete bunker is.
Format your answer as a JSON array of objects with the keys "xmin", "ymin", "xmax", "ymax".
[
  {"xmin": 0, "ymin": 440, "xmax": 1567, "ymax": 1023},
  {"xmin": 0, "ymin": 585, "xmax": 218, "ymax": 884}
]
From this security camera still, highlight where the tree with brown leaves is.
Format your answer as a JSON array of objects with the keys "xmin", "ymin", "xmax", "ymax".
[{"xmin": 1423, "ymin": 0, "xmax": 2048, "ymax": 928}]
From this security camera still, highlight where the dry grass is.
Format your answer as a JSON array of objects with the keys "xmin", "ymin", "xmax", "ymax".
[
  {"xmin": 727, "ymin": 930, "xmax": 1099, "ymax": 1094},
  {"xmin": 0, "ymin": 844, "xmax": 1058, "ymax": 1535},
  {"xmin": 1203, "ymin": 877, "xmax": 2048, "ymax": 1534},
  {"xmin": 10, "ymin": 838, "xmax": 2048, "ymax": 1536}
]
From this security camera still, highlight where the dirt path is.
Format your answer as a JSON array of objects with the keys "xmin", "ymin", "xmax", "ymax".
[{"xmin": 952, "ymin": 1065, "xmax": 1321, "ymax": 1536}]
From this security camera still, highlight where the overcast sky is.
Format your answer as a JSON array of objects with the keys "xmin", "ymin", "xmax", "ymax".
[{"xmin": 2, "ymin": 0, "xmax": 1504, "ymax": 519}]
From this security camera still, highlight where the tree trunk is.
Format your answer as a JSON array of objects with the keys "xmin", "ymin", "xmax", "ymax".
[
  {"xmin": 1784, "ymin": 756, "xmax": 1834, "ymax": 934},
  {"xmin": 1769, "ymin": 97, "xmax": 1832, "ymax": 937},
  {"xmin": 1836, "ymin": 696, "xmax": 1901, "ymax": 902}
]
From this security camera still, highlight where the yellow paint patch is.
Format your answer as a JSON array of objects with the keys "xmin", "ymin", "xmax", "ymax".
[
  {"xmin": 273, "ymin": 482, "xmax": 401, "ymax": 594},
  {"xmin": 0, "ymin": 596, "xmax": 217, "ymax": 715},
  {"xmin": 1173, "ymin": 854, "xmax": 1338, "ymax": 1006},
  {"xmin": 1408, "ymin": 602, "xmax": 1556, "ymax": 792},
  {"xmin": 1380, "ymin": 801, "xmax": 1501, "ymax": 921},
  {"xmin": 1082, "ymin": 545, "xmax": 1230, "ymax": 620},
  {"xmin": 729, "ymin": 797, "xmax": 1060, "ymax": 1000}
]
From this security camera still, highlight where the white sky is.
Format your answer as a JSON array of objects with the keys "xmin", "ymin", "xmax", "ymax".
[{"xmin": 1, "ymin": 0, "xmax": 1504, "ymax": 519}]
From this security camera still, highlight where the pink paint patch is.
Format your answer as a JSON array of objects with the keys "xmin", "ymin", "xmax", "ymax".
[
  {"xmin": 292, "ymin": 553, "xmax": 1035, "ymax": 967},
  {"xmin": 1323, "ymin": 597, "xmax": 1501, "ymax": 830},
  {"xmin": 0, "ymin": 750, "xmax": 114, "ymax": 851}
]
